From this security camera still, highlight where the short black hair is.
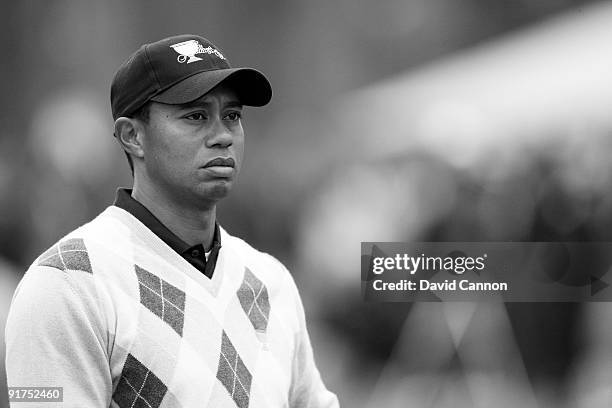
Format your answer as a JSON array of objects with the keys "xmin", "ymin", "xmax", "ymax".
[{"xmin": 123, "ymin": 102, "xmax": 151, "ymax": 174}]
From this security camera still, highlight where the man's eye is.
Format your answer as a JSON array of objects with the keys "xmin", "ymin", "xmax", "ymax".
[
  {"xmin": 225, "ymin": 112, "xmax": 242, "ymax": 121},
  {"xmin": 185, "ymin": 112, "xmax": 207, "ymax": 120}
]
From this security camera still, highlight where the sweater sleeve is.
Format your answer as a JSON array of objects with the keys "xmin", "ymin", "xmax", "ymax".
[
  {"xmin": 287, "ymin": 275, "xmax": 340, "ymax": 408},
  {"xmin": 5, "ymin": 265, "xmax": 112, "ymax": 407}
]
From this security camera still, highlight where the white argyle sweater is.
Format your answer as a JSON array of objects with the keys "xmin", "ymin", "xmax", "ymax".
[{"xmin": 5, "ymin": 206, "xmax": 339, "ymax": 408}]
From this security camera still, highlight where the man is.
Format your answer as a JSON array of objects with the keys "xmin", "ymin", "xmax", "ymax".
[{"xmin": 5, "ymin": 34, "xmax": 339, "ymax": 408}]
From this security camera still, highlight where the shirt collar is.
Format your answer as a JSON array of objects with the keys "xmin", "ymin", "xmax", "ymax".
[{"xmin": 112, "ymin": 188, "xmax": 221, "ymax": 255}]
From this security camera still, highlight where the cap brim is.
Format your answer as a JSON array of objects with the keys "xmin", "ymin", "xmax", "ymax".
[{"xmin": 150, "ymin": 68, "xmax": 271, "ymax": 107}]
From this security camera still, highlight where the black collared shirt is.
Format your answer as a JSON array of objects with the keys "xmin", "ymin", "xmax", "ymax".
[{"xmin": 113, "ymin": 188, "xmax": 221, "ymax": 279}]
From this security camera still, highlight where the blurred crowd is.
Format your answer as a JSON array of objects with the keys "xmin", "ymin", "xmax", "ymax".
[{"xmin": 2, "ymin": 0, "xmax": 611, "ymax": 407}]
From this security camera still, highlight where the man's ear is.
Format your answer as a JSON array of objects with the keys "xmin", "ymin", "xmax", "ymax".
[{"xmin": 114, "ymin": 117, "xmax": 145, "ymax": 160}]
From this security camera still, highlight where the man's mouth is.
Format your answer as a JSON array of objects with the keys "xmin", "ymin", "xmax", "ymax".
[{"xmin": 203, "ymin": 157, "xmax": 235, "ymax": 168}]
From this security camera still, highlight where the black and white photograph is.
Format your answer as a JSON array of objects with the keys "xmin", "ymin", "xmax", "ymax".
[{"xmin": 2, "ymin": 1, "xmax": 612, "ymax": 407}]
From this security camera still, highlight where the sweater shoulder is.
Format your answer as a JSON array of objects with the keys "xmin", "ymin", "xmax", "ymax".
[
  {"xmin": 222, "ymin": 230, "xmax": 289, "ymax": 273},
  {"xmin": 33, "ymin": 228, "xmax": 94, "ymax": 274},
  {"xmin": 31, "ymin": 206, "xmax": 125, "ymax": 274},
  {"xmin": 221, "ymin": 229, "xmax": 303, "ymax": 301}
]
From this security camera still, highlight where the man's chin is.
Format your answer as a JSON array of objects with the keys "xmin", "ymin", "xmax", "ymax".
[{"xmin": 196, "ymin": 180, "xmax": 234, "ymax": 202}]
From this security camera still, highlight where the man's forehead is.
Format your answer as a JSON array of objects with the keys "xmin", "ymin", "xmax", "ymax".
[
  {"xmin": 152, "ymin": 92, "xmax": 241, "ymax": 113},
  {"xmin": 181, "ymin": 86, "xmax": 242, "ymax": 108}
]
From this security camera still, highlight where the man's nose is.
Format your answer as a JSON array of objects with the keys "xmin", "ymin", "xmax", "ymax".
[{"xmin": 205, "ymin": 119, "xmax": 233, "ymax": 148}]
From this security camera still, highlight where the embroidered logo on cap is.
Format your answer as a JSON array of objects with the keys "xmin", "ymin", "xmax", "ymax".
[{"xmin": 170, "ymin": 39, "xmax": 226, "ymax": 64}]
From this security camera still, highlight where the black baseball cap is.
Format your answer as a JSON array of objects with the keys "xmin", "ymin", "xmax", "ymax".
[{"xmin": 110, "ymin": 34, "xmax": 272, "ymax": 120}]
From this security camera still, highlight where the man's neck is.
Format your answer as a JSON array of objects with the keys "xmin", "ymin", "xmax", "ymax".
[{"xmin": 131, "ymin": 184, "xmax": 216, "ymax": 250}]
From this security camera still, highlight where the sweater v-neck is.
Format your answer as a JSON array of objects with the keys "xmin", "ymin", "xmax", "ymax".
[{"xmin": 112, "ymin": 188, "xmax": 221, "ymax": 279}]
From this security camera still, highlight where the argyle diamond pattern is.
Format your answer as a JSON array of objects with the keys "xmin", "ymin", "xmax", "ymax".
[
  {"xmin": 112, "ymin": 353, "xmax": 167, "ymax": 408},
  {"xmin": 38, "ymin": 238, "xmax": 92, "ymax": 273},
  {"xmin": 135, "ymin": 265, "xmax": 186, "ymax": 336},
  {"xmin": 216, "ymin": 331, "xmax": 252, "ymax": 408},
  {"xmin": 236, "ymin": 268, "xmax": 270, "ymax": 332}
]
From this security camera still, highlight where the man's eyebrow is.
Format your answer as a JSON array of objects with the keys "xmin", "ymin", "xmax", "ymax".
[
  {"xmin": 224, "ymin": 101, "xmax": 243, "ymax": 109},
  {"xmin": 177, "ymin": 100, "xmax": 243, "ymax": 110}
]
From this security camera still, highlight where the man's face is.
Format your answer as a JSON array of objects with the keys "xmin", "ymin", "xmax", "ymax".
[{"xmin": 137, "ymin": 83, "xmax": 244, "ymax": 208}]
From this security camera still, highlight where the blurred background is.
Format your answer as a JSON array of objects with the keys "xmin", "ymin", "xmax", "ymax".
[{"xmin": 2, "ymin": 0, "xmax": 612, "ymax": 407}]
